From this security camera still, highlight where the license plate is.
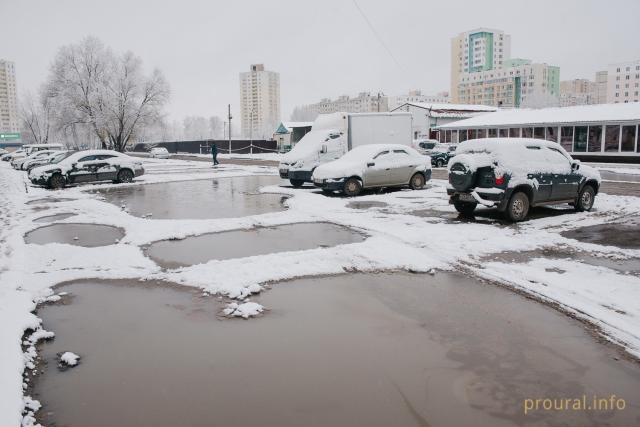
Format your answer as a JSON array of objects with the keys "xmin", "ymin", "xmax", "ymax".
[
  {"xmin": 279, "ymin": 168, "xmax": 288, "ymax": 174},
  {"xmin": 314, "ymin": 179, "xmax": 324, "ymax": 185},
  {"xmin": 458, "ymin": 193, "xmax": 475, "ymax": 202}
]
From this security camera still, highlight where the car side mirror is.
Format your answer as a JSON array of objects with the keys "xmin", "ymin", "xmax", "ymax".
[
  {"xmin": 321, "ymin": 144, "xmax": 327, "ymax": 154},
  {"xmin": 367, "ymin": 162, "xmax": 375, "ymax": 167},
  {"xmin": 571, "ymin": 161, "xmax": 580, "ymax": 171},
  {"xmin": 71, "ymin": 163, "xmax": 77, "ymax": 169}
]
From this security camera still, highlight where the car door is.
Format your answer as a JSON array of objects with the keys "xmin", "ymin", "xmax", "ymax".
[
  {"xmin": 363, "ymin": 150, "xmax": 392, "ymax": 187},
  {"xmin": 94, "ymin": 155, "xmax": 119, "ymax": 181},
  {"xmin": 544, "ymin": 148, "xmax": 578, "ymax": 200},
  {"xmin": 524, "ymin": 146, "xmax": 553, "ymax": 203},
  {"xmin": 390, "ymin": 149, "xmax": 415, "ymax": 184},
  {"xmin": 68, "ymin": 155, "xmax": 98, "ymax": 183}
]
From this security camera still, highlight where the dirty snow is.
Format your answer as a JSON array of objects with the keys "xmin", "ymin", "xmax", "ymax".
[
  {"xmin": 59, "ymin": 352, "xmax": 80, "ymax": 366},
  {"xmin": 1, "ymin": 155, "xmax": 640, "ymax": 425}
]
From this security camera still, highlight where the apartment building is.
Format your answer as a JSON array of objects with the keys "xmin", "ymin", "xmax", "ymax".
[
  {"xmin": 560, "ymin": 78, "xmax": 597, "ymax": 107},
  {"xmin": 450, "ymin": 28, "xmax": 511, "ymax": 103},
  {"xmin": 387, "ymin": 90, "xmax": 449, "ymax": 111},
  {"xmin": 595, "ymin": 71, "xmax": 608, "ymax": 104},
  {"xmin": 300, "ymin": 92, "xmax": 388, "ymax": 117},
  {"xmin": 239, "ymin": 64, "xmax": 281, "ymax": 139},
  {"xmin": 0, "ymin": 59, "xmax": 19, "ymax": 133},
  {"xmin": 607, "ymin": 60, "xmax": 640, "ymax": 104},
  {"xmin": 457, "ymin": 59, "xmax": 560, "ymax": 108}
]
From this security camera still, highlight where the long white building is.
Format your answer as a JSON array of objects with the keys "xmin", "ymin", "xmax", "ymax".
[
  {"xmin": 0, "ymin": 59, "xmax": 19, "ymax": 133},
  {"xmin": 387, "ymin": 90, "xmax": 449, "ymax": 111},
  {"xmin": 607, "ymin": 60, "xmax": 640, "ymax": 104},
  {"xmin": 239, "ymin": 64, "xmax": 281, "ymax": 139}
]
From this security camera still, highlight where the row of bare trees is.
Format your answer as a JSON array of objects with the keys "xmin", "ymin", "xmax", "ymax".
[{"xmin": 20, "ymin": 37, "xmax": 170, "ymax": 152}]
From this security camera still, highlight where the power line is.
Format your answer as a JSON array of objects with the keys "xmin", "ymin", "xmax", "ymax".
[{"xmin": 351, "ymin": 0, "xmax": 404, "ymax": 71}]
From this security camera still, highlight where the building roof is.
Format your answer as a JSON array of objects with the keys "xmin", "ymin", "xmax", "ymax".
[
  {"xmin": 274, "ymin": 121, "xmax": 314, "ymax": 134},
  {"xmin": 437, "ymin": 103, "xmax": 640, "ymax": 129},
  {"xmin": 393, "ymin": 102, "xmax": 497, "ymax": 113}
]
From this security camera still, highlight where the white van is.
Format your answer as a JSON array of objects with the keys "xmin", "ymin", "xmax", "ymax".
[{"xmin": 24, "ymin": 143, "xmax": 65, "ymax": 156}]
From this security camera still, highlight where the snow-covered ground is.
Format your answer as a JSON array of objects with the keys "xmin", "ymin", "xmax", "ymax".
[
  {"xmin": 176, "ymin": 152, "xmax": 283, "ymax": 162},
  {"xmin": 1, "ymin": 157, "xmax": 640, "ymax": 426}
]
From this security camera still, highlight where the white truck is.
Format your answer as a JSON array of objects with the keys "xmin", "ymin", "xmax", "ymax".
[{"xmin": 278, "ymin": 112, "xmax": 413, "ymax": 187}]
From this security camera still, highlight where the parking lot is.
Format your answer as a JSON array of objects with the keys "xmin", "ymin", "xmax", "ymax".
[{"xmin": 2, "ymin": 155, "xmax": 640, "ymax": 426}]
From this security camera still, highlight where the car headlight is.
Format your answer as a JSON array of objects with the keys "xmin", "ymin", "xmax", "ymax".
[{"xmin": 326, "ymin": 177, "xmax": 345, "ymax": 183}]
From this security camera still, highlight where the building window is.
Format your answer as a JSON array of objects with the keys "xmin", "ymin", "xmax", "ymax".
[
  {"xmin": 621, "ymin": 125, "xmax": 636, "ymax": 152},
  {"xmin": 488, "ymin": 129, "xmax": 498, "ymax": 138},
  {"xmin": 509, "ymin": 128, "xmax": 520, "ymax": 138},
  {"xmin": 561, "ymin": 126, "xmax": 574, "ymax": 151},
  {"xmin": 574, "ymin": 126, "xmax": 587, "ymax": 152},
  {"xmin": 522, "ymin": 127, "xmax": 533, "ymax": 138},
  {"xmin": 546, "ymin": 126, "xmax": 558, "ymax": 143},
  {"xmin": 499, "ymin": 128, "xmax": 508, "ymax": 138},
  {"xmin": 459, "ymin": 130, "xmax": 468, "ymax": 142},
  {"xmin": 604, "ymin": 125, "xmax": 620, "ymax": 152},
  {"xmin": 534, "ymin": 127, "xmax": 545, "ymax": 139},
  {"xmin": 588, "ymin": 125, "xmax": 602, "ymax": 152}
]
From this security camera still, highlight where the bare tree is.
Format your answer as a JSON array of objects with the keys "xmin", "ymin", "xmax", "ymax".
[
  {"xmin": 290, "ymin": 105, "xmax": 318, "ymax": 122},
  {"xmin": 46, "ymin": 37, "xmax": 170, "ymax": 152},
  {"xmin": 20, "ymin": 89, "xmax": 53, "ymax": 145}
]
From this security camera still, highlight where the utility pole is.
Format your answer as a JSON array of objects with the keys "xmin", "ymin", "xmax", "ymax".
[
  {"xmin": 249, "ymin": 108, "xmax": 253, "ymax": 156},
  {"xmin": 228, "ymin": 104, "xmax": 232, "ymax": 155}
]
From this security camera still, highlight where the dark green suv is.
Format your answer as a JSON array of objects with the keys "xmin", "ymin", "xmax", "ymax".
[{"xmin": 446, "ymin": 139, "xmax": 602, "ymax": 222}]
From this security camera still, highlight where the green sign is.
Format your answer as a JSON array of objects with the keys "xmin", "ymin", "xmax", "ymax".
[{"xmin": 0, "ymin": 133, "xmax": 20, "ymax": 140}]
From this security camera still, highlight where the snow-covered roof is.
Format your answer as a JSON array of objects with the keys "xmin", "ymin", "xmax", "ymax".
[
  {"xmin": 438, "ymin": 103, "xmax": 640, "ymax": 129},
  {"xmin": 393, "ymin": 102, "xmax": 498, "ymax": 113},
  {"xmin": 282, "ymin": 121, "xmax": 313, "ymax": 129}
]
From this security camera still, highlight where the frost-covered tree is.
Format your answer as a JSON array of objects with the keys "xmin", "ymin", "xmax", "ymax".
[
  {"xmin": 20, "ymin": 89, "xmax": 53, "ymax": 145},
  {"xmin": 183, "ymin": 116, "xmax": 209, "ymax": 140},
  {"xmin": 209, "ymin": 116, "xmax": 224, "ymax": 139},
  {"xmin": 290, "ymin": 106, "xmax": 318, "ymax": 122},
  {"xmin": 46, "ymin": 37, "xmax": 170, "ymax": 152}
]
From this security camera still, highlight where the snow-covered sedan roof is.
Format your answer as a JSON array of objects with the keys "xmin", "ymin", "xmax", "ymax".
[{"xmin": 438, "ymin": 103, "xmax": 640, "ymax": 129}]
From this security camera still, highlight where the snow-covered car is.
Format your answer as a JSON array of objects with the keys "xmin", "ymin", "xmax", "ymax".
[
  {"xmin": 13, "ymin": 150, "xmax": 60, "ymax": 170},
  {"xmin": 0, "ymin": 148, "xmax": 7, "ymax": 156},
  {"xmin": 149, "ymin": 147, "xmax": 170, "ymax": 159},
  {"xmin": 412, "ymin": 139, "xmax": 439, "ymax": 154},
  {"xmin": 29, "ymin": 149, "xmax": 145, "ymax": 189},
  {"xmin": 23, "ymin": 150, "xmax": 69, "ymax": 172},
  {"xmin": 430, "ymin": 144, "xmax": 458, "ymax": 168},
  {"xmin": 312, "ymin": 144, "xmax": 431, "ymax": 196},
  {"xmin": 2, "ymin": 149, "xmax": 25, "ymax": 162},
  {"xmin": 446, "ymin": 138, "xmax": 602, "ymax": 221}
]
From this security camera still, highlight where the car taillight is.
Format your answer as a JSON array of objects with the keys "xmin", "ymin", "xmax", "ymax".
[{"xmin": 495, "ymin": 175, "xmax": 505, "ymax": 186}]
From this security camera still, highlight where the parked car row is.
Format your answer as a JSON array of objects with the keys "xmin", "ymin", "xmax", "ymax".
[{"xmin": 5, "ymin": 145, "xmax": 145, "ymax": 189}]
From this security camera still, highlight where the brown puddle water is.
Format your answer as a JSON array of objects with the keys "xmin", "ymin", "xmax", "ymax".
[
  {"xmin": 146, "ymin": 222, "xmax": 366, "ymax": 268},
  {"xmin": 562, "ymin": 223, "xmax": 640, "ymax": 249},
  {"xmin": 32, "ymin": 273, "xmax": 640, "ymax": 427},
  {"xmin": 94, "ymin": 175, "xmax": 287, "ymax": 219},
  {"xmin": 25, "ymin": 223, "xmax": 125, "ymax": 247}
]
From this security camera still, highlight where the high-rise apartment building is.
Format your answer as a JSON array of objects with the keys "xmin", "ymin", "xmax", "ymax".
[
  {"xmin": 296, "ymin": 92, "xmax": 388, "ymax": 118},
  {"xmin": 607, "ymin": 60, "xmax": 640, "ymax": 104},
  {"xmin": 450, "ymin": 28, "xmax": 511, "ymax": 103},
  {"xmin": 239, "ymin": 64, "xmax": 281, "ymax": 139},
  {"xmin": 595, "ymin": 71, "xmax": 608, "ymax": 104},
  {"xmin": 0, "ymin": 59, "xmax": 19, "ymax": 133},
  {"xmin": 457, "ymin": 59, "xmax": 560, "ymax": 108},
  {"xmin": 560, "ymin": 78, "xmax": 597, "ymax": 107},
  {"xmin": 387, "ymin": 90, "xmax": 449, "ymax": 111}
]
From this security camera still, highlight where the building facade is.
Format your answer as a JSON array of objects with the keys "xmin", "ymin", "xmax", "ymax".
[
  {"xmin": 457, "ymin": 59, "xmax": 560, "ymax": 108},
  {"xmin": 450, "ymin": 28, "xmax": 511, "ymax": 103},
  {"xmin": 239, "ymin": 64, "xmax": 281, "ymax": 139},
  {"xmin": 607, "ymin": 60, "xmax": 640, "ymax": 104},
  {"xmin": 0, "ymin": 59, "xmax": 19, "ymax": 133},
  {"xmin": 299, "ymin": 92, "xmax": 388, "ymax": 117},
  {"xmin": 595, "ymin": 71, "xmax": 608, "ymax": 104},
  {"xmin": 560, "ymin": 78, "xmax": 597, "ymax": 107},
  {"xmin": 387, "ymin": 90, "xmax": 449, "ymax": 111}
]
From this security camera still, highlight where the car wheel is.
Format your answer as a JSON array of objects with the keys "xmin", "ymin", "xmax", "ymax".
[
  {"xmin": 505, "ymin": 191, "xmax": 529, "ymax": 222},
  {"xmin": 117, "ymin": 169, "xmax": 134, "ymax": 183},
  {"xmin": 436, "ymin": 159, "xmax": 444, "ymax": 168},
  {"xmin": 343, "ymin": 177, "xmax": 362, "ymax": 197},
  {"xmin": 409, "ymin": 173, "xmax": 425, "ymax": 190},
  {"xmin": 453, "ymin": 201, "xmax": 477, "ymax": 216},
  {"xmin": 289, "ymin": 179, "xmax": 304, "ymax": 188},
  {"xmin": 49, "ymin": 173, "xmax": 66, "ymax": 190},
  {"xmin": 575, "ymin": 185, "xmax": 595, "ymax": 212}
]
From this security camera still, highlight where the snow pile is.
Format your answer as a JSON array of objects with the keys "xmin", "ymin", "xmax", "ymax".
[
  {"xmin": 223, "ymin": 302, "xmax": 264, "ymax": 318},
  {"xmin": 59, "ymin": 352, "xmax": 80, "ymax": 367}
]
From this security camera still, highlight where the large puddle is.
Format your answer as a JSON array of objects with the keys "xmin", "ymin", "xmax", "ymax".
[
  {"xmin": 33, "ymin": 213, "xmax": 77, "ymax": 223},
  {"xmin": 94, "ymin": 175, "xmax": 287, "ymax": 219},
  {"xmin": 562, "ymin": 222, "xmax": 640, "ymax": 249},
  {"xmin": 32, "ymin": 273, "xmax": 640, "ymax": 426},
  {"xmin": 25, "ymin": 223, "xmax": 125, "ymax": 247},
  {"xmin": 146, "ymin": 223, "xmax": 366, "ymax": 268}
]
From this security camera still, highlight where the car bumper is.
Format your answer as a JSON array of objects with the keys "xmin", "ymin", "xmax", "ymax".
[
  {"xmin": 284, "ymin": 169, "xmax": 313, "ymax": 182},
  {"xmin": 447, "ymin": 188, "xmax": 506, "ymax": 207},
  {"xmin": 134, "ymin": 167, "xmax": 145, "ymax": 177},
  {"xmin": 313, "ymin": 177, "xmax": 345, "ymax": 191},
  {"xmin": 30, "ymin": 175, "xmax": 49, "ymax": 186},
  {"xmin": 424, "ymin": 169, "xmax": 432, "ymax": 181}
]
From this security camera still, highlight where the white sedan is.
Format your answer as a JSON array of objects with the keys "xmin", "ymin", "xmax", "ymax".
[
  {"xmin": 29, "ymin": 149, "xmax": 145, "ymax": 189},
  {"xmin": 312, "ymin": 144, "xmax": 431, "ymax": 196},
  {"xmin": 149, "ymin": 147, "xmax": 170, "ymax": 159}
]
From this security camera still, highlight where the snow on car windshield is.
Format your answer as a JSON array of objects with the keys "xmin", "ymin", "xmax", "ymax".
[{"xmin": 50, "ymin": 152, "xmax": 74, "ymax": 164}]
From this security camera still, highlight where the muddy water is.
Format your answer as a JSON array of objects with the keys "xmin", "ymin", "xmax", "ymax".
[
  {"xmin": 25, "ymin": 223, "xmax": 124, "ymax": 247},
  {"xmin": 146, "ymin": 223, "xmax": 366, "ymax": 268},
  {"xmin": 94, "ymin": 175, "xmax": 287, "ymax": 219},
  {"xmin": 346, "ymin": 200, "xmax": 389, "ymax": 209},
  {"xmin": 33, "ymin": 213, "xmax": 77, "ymax": 223},
  {"xmin": 562, "ymin": 223, "xmax": 640, "ymax": 249},
  {"xmin": 33, "ymin": 273, "xmax": 640, "ymax": 427}
]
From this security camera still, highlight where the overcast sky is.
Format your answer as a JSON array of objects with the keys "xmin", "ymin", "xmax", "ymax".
[{"xmin": 1, "ymin": 0, "xmax": 639, "ymax": 122}]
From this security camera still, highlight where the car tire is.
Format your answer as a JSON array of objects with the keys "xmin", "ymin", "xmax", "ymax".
[
  {"xmin": 409, "ymin": 173, "xmax": 425, "ymax": 190},
  {"xmin": 505, "ymin": 191, "xmax": 529, "ymax": 222},
  {"xmin": 117, "ymin": 169, "xmax": 134, "ymax": 183},
  {"xmin": 575, "ymin": 185, "xmax": 595, "ymax": 212},
  {"xmin": 436, "ymin": 159, "xmax": 444, "ymax": 168},
  {"xmin": 49, "ymin": 173, "xmax": 66, "ymax": 190},
  {"xmin": 453, "ymin": 201, "xmax": 477, "ymax": 216},
  {"xmin": 343, "ymin": 177, "xmax": 362, "ymax": 197},
  {"xmin": 290, "ymin": 179, "xmax": 304, "ymax": 188}
]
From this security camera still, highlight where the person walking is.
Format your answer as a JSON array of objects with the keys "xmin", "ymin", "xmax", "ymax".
[{"xmin": 211, "ymin": 143, "xmax": 219, "ymax": 166}]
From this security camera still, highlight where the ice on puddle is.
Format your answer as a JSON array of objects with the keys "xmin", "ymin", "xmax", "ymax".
[
  {"xmin": 223, "ymin": 301, "xmax": 264, "ymax": 319},
  {"xmin": 59, "ymin": 352, "xmax": 80, "ymax": 367}
]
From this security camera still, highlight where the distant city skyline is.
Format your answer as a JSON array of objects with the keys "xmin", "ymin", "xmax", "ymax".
[{"xmin": 0, "ymin": 0, "xmax": 639, "ymax": 122}]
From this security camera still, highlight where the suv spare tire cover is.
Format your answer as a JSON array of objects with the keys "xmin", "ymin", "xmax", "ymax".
[{"xmin": 449, "ymin": 162, "xmax": 475, "ymax": 191}]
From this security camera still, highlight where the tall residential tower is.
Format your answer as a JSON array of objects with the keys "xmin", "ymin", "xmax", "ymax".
[
  {"xmin": 239, "ymin": 64, "xmax": 281, "ymax": 139},
  {"xmin": 0, "ymin": 59, "xmax": 19, "ymax": 133}
]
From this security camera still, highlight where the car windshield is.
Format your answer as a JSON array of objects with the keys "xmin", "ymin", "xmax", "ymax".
[{"xmin": 50, "ymin": 152, "xmax": 74, "ymax": 164}]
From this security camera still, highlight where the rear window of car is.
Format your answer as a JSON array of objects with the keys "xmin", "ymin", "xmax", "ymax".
[{"xmin": 373, "ymin": 151, "xmax": 389, "ymax": 159}]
